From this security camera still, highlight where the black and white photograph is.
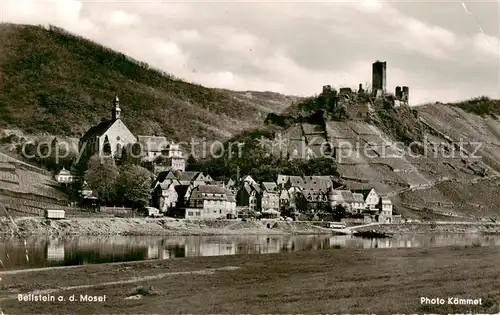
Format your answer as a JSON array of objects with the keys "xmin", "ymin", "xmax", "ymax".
[{"xmin": 0, "ymin": 0, "xmax": 499, "ymax": 314}]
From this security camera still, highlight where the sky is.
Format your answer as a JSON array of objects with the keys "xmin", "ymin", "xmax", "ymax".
[{"xmin": 1, "ymin": 0, "xmax": 499, "ymax": 105}]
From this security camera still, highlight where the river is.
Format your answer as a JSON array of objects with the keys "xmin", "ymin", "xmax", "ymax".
[{"xmin": 0, "ymin": 233, "xmax": 499, "ymax": 270}]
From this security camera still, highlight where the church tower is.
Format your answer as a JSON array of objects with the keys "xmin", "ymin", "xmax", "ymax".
[{"xmin": 112, "ymin": 94, "xmax": 121, "ymax": 120}]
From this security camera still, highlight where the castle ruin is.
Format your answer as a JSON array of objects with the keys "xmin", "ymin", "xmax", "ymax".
[{"xmin": 320, "ymin": 60, "xmax": 410, "ymax": 111}]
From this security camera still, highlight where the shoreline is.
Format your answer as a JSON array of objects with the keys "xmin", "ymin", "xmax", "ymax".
[
  {"xmin": 1, "ymin": 246, "xmax": 499, "ymax": 314},
  {"xmin": 1, "ymin": 216, "xmax": 500, "ymax": 237}
]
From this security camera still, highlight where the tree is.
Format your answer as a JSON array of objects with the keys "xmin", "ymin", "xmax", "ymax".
[
  {"xmin": 186, "ymin": 154, "xmax": 198, "ymax": 171},
  {"xmin": 115, "ymin": 165, "xmax": 152, "ymax": 209},
  {"xmin": 332, "ymin": 204, "xmax": 347, "ymax": 221},
  {"xmin": 84, "ymin": 155, "xmax": 119, "ymax": 204},
  {"xmin": 120, "ymin": 142, "xmax": 144, "ymax": 166}
]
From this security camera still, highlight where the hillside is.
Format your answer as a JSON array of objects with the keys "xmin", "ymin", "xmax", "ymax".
[
  {"xmin": 0, "ymin": 23, "xmax": 297, "ymax": 142},
  {"xmin": 197, "ymin": 91, "xmax": 500, "ymax": 220}
]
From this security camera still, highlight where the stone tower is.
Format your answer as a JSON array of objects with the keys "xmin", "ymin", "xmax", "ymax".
[
  {"xmin": 372, "ymin": 61, "xmax": 387, "ymax": 93},
  {"xmin": 402, "ymin": 86, "xmax": 409, "ymax": 103},
  {"xmin": 395, "ymin": 86, "xmax": 402, "ymax": 99},
  {"xmin": 112, "ymin": 94, "xmax": 121, "ymax": 120}
]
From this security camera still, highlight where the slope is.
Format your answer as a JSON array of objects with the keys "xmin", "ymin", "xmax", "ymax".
[
  {"xmin": 260, "ymin": 94, "xmax": 500, "ymax": 219},
  {"xmin": 0, "ymin": 23, "xmax": 297, "ymax": 142}
]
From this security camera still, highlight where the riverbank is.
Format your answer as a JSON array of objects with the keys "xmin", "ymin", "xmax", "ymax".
[
  {"xmin": 1, "ymin": 245, "xmax": 499, "ymax": 314},
  {"xmin": 2, "ymin": 217, "xmax": 500, "ymax": 237},
  {"xmin": 351, "ymin": 222, "xmax": 500, "ymax": 234},
  {"xmin": 0, "ymin": 217, "xmax": 331, "ymax": 237}
]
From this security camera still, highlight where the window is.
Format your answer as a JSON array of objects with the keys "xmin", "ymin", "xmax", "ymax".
[
  {"xmin": 188, "ymin": 211, "xmax": 193, "ymax": 216},
  {"xmin": 196, "ymin": 212, "xmax": 201, "ymax": 216}
]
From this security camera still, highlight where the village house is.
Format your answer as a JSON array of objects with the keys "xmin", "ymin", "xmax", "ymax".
[
  {"xmin": 351, "ymin": 193, "xmax": 366, "ymax": 213},
  {"xmin": 328, "ymin": 189, "xmax": 355, "ymax": 212},
  {"xmin": 259, "ymin": 182, "xmax": 280, "ymax": 212},
  {"xmin": 137, "ymin": 135, "xmax": 169, "ymax": 161},
  {"xmin": 151, "ymin": 181, "xmax": 178, "ymax": 214},
  {"xmin": 353, "ymin": 188, "xmax": 379, "ymax": 210},
  {"xmin": 54, "ymin": 167, "xmax": 75, "ymax": 184},
  {"xmin": 225, "ymin": 178, "xmax": 237, "ymax": 194},
  {"xmin": 184, "ymin": 185, "xmax": 236, "ymax": 220},
  {"xmin": 151, "ymin": 170, "xmax": 214, "ymax": 214},
  {"xmin": 242, "ymin": 175, "xmax": 258, "ymax": 186},
  {"xmin": 225, "ymin": 189, "xmax": 237, "ymax": 217},
  {"xmin": 236, "ymin": 180, "xmax": 261, "ymax": 212},
  {"xmin": 279, "ymin": 186, "xmax": 303, "ymax": 210},
  {"xmin": 174, "ymin": 185, "xmax": 191, "ymax": 208},
  {"xmin": 378, "ymin": 196, "xmax": 393, "ymax": 223}
]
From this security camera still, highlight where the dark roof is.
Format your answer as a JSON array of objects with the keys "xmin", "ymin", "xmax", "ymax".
[
  {"xmin": 196, "ymin": 185, "xmax": 227, "ymax": 194},
  {"xmin": 174, "ymin": 185, "xmax": 190, "ymax": 199},
  {"xmin": 81, "ymin": 119, "xmax": 116, "ymax": 142},
  {"xmin": 178, "ymin": 171, "xmax": 200, "ymax": 181},
  {"xmin": 190, "ymin": 185, "xmax": 228, "ymax": 201}
]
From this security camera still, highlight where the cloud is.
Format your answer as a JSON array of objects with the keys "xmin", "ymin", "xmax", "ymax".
[
  {"xmin": 107, "ymin": 10, "xmax": 139, "ymax": 28},
  {"xmin": 2, "ymin": 0, "xmax": 499, "ymax": 105}
]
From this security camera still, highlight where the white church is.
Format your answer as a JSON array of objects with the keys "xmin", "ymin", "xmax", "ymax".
[{"xmin": 78, "ymin": 95, "xmax": 185, "ymax": 172}]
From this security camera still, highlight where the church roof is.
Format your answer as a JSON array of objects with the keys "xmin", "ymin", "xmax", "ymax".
[{"xmin": 81, "ymin": 119, "xmax": 116, "ymax": 143}]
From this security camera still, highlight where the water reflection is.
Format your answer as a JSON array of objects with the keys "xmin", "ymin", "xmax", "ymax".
[{"xmin": 0, "ymin": 233, "xmax": 499, "ymax": 270}]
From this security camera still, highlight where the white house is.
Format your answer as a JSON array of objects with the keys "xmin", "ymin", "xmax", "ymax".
[
  {"xmin": 55, "ymin": 167, "xmax": 75, "ymax": 184},
  {"xmin": 185, "ymin": 185, "xmax": 232, "ymax": 219},
  {"xmin": 353, "ymin": 188, "xmax": 379, "ymax": 210},
  {"xmin": 378, "ymin": 196, "xmax": 393, "ymax": 223},
  {"xmin": 152, "ymin": 182, "xmax": 178, "ymax": 213},
  {"xmin": 351, "ymin": 193, "xmax": 366, "ymax": 213}
]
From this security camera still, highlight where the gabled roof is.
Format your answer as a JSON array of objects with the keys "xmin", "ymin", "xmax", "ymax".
[
  {"xmin": 155, "ymin": 171, "xmax": 176, "ymax": 183},
  {"xmin": 81, "ymin": 119, "xmax": 117, "ymax": 143},
  {"xmin": 174, "ymin": 185, "xmax": 190, "ymax": 199},
  {"xmin": 288, "ymin": 176, "xmax": 304, "ymax": 187},
  {"xmin": 137, "ymin": 135, "xmax": 169, "ymax": 152},
  {"xmin": 196, "ymin": 185, "xmax": 227, "ymax": 194},
  {"xmin": 226, "ymin": 178, "xmax": 236, "ymax": 187},
  {"xmin": 58, "ymin": 167, "xmax": 71, "ymax": 175},
  {"xmin": 242, "ymin": 182, "xmax": 262, "ymax": 195},
  {"xmin": 339, "ymin": 190, "xmax": 355, "ymax": 203},
  {"xmin": 208, "ymin": 180, "xmax": 225, "ymax": 186},
  {"xmin": 190, "ymin": 185, "xmax": 228, "ymax": 201},
  {"xmin": 352, "ymin": 188, "xmax": 375, "ymax": 200},
  {"xmin": 277, "ymin": 175, "xmax": 289, "ymax": 184},
  {"xmin": 178, "ymin": 171, "xmax": 201, "ymax": 181},
  {"xmin": 158, "ymin": 181, "xmax": 176, "ymax": 190},
  {"xmin": 261, "ymin": 182, "xmax": 278, "ymax": 192},
  {"xmin": 242, "ymin": 175, "xmax": 257, "ymax": 184},
  {"xmin": 330, "ymin": 189, "xmax": 355, "ymax": 203},
  {"xmin": 352, "ymin": 193, "xmax": 365, "ymax": 203}
]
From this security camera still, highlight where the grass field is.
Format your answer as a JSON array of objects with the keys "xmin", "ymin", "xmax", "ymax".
[{"xmin": 1, "ymin": 246, "xmax": 499, "ymax": 314}]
